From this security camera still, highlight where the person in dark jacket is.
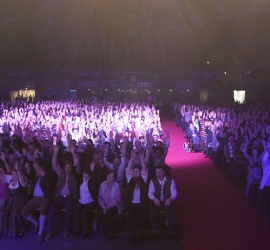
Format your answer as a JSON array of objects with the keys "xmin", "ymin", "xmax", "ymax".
[
  {"xmin": 44, "ymin": 145, "xmax": 79, "ymax": 242},
  {"xmin": 21, "ymin": 159, "xmax": 54, "ymax": 242},
  {"xmin": 148, "ymin": 165, "xmax": 178, "ymax": 241},
  {"xmin": 215, "ymin": 129, "xmax": 228, "ymax": 170},
  {"xmin": 125, "ymin": 150, "xmax": 148, "ymax": 245},
  {"xmin": 73, "ymin": 167, "xmax": 98, "ymax": 238}
]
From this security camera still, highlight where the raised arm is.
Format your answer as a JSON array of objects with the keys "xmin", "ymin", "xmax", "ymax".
[
  {"xmin": 0, "ymin": 152, "xmax": 11, "ymax": 174},
  {"xmin": 144, "ymin": 133, "xmax": 151, "ymax": 164},
  {"xmin": 14, "ymin": 161, "xmax": 27, "ymax": 186},
  {"xmin": 120, "ymin": 141, "xmax": 127, "ymax": 159},
  {"xmin": 242, "ymin": 135, "xmax": 251, "ymax": 160},
  {"xmin": 139, "ymin": 150, "xmax": 147, "ymax": 175},
  {"xmin": 52, "ymin": 145, "xmax": 63, "ymax": 177},
  {"xmin": 102, "ymin": 143, "xmax": 112, "ymax": 169},
  {"xmin": 262, "ymin": 151, "xmax": 269, "ymax": 170},
  {"xmin": 125, "ymin": 149, "xmax": 136, "ymax": 175}
]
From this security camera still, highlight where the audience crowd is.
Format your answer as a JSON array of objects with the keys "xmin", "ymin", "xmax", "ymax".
[
  {"xmin": 173, "ymin": 100, "xmax": 270, "ymax": 205},
  {"xmin": 0, "ymin": 98, "xmax": 178, "ymax": 245}
]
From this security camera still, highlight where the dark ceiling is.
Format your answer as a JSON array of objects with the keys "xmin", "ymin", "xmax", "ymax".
[{"xmin": 1, "ymin": 0, "xmax": 270, "ymax": 74}]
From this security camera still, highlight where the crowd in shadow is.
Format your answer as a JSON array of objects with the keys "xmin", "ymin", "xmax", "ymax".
[{"xmin": 173, "ymin": 100, "xmax": 270, "ymax": 214}]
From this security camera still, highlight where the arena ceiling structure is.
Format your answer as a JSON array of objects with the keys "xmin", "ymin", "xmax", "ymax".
[{"xmin": 0, "ymin": 0, "xmax": 270, "ymax": 82}]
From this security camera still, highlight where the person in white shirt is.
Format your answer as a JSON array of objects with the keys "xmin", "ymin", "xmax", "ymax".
[
  {"xmin": 73, "ymin": 167, "xmax": 98, "ymax": 238},
  {"xmin": 125, "ymin": 150, "xmax": 148, "ymax": 245},
  {"xmin": 148, "ymin": 165, "xmax": 178, "ymax": 241}
]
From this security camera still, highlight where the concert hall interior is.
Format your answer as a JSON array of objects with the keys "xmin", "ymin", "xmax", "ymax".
[{"xmin": 0, "ymin": 1, "xmax": 270, "ymax": 250}]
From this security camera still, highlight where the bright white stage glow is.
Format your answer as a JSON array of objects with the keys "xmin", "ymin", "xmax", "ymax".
[{"xmin": 234, "ymin": 90, "xmax": 245, "ymax": 103}]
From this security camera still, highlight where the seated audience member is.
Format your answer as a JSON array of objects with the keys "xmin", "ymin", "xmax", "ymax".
[
  {"xmin": 199, "ymin": 115, "xmax": 207, "ymax": 153},
  {"xmin": 73, "ymin": 167, "xmax": 98, "ymax": 238},
  {"xmin": 21, "ymin": 159, "xmax": 54, "ymax": 243},
  {"xmin": 186, "ymin": 122, "xmax": 200, "ymax": 152},
  {"xmin": 98, "ymin": 169, "xmax": 121, "ymax": 240},
  {"xmin": 204, "ymin": 120, "xmax": 214, "ymax": 158},
  {"xmin": 44, "ymin": 146, "xmax": 79, "ymax": 241},
  {"xmin": 148, "ymin": 165, "xmax": 178, "ymax": 241},
  {"xmin": 125, "ymin": 150, "xmax": 148, "ymax": 245}
]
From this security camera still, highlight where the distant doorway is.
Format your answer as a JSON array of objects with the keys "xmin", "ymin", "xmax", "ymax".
[
  {"xmin": 10, "ymin": 89, "xmax": 35, "ymax": 102},
  {"xmin": 233, "ymin": 90, "xmax": 245, "ymax": 103}
]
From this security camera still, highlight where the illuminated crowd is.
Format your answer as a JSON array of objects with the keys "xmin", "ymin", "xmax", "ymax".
[{"xmin": 0, "ymin": 98, "xmax": 178, "ymax": 244}]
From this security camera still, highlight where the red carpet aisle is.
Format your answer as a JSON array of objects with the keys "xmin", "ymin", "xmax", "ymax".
[{"xmin": 161, "ymin": 115, "xmax": 270, "ymax": 250}]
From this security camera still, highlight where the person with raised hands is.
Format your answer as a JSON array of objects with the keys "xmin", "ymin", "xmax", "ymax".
[
  {"xmin": 73, "ymin": 167, "xmax": 98, "ymax": 239},
  {"xmin": 44, "ymin": 145, "xmax": 79, "ymax": 241},
  {"xmin": 124, "ymin": 149, "xmax": 148, "ymax": 245},
  {"xmin": 21, "ymin": 159, "xmax": 54, "ymax": 243},
  {"xmin": 259, "ymin": 140, "xmax": 270, "ymax": 202},
  {"xmin": 0, "ymin": 161, "xmax": 27, "ymax": 238},
  {"xmin": 103, "ymin": 140, "xmax": 127, "ymax": 187},
  {"xmin": 243, "ymin": 135, "xmax": 266, "ymax": 198}
]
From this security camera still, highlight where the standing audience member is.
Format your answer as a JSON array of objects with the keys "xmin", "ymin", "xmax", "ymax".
[
  {"xmin": 73, "ymin": 167, "xmax": 98, "ymax": 238},
  {"xmin": 148, "ymin": 165, "xmax": 178, "ymax": 242},
  {"xmin": 125, "ymin": 150, "xmax": 148, "ymax": 245},
  {"xmin": 215, "ymin": 129, "xmax": 228, "ymax": 170},
  {"xmin": 224, "ymin": 134, "xmax": 237, "ymax": 179},
  {"xmin": 204, "ymin": 120, "xmax": 214, "ymax": 158},
  {"xmin": 0, "ymin": 98, "xmax": 171, "ymax": 242},
  {"xmin": 0, "ymin": 162, "xmax": 27, "ymax": 237},
  {"xmin": 0, "ymin": 164, "xmax": 8, "ymax": 235},
  {"xmin": 103, "ymin": 141, "xmax": 127, "ymax": 187},
  {"xmin": 259, "ymin": 150, "xmax": 270, "ymax": 202},
  {"xmin": 44, "ymin": 146, "xmax": 79, "ymax": 241},
  {"xmin": 243, "ymin": 138, "xmax": 266, "ymax": 198},
  {"xmin": 234, "ymin": 141, "xmax": 249, "ymax": 188},
  {"xmin": 21, "ymin": 159, "xmax": 54, "ymax": 243},
  {"xmin": 98, "ymin": 169, "xmax": 121, "ymax": 240}
]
